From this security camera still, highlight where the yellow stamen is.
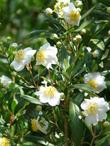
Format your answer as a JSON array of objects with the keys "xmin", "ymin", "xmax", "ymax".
[
  {"xmin": 36, "ymin": 50, "xmax": 46, "ymax": 62},
  {"xmin": 87, "ymin": 80, "xmax": 97, "ymax": 89},
  {"xmin": 2, "ymin": 137, "xmax": 10, "ymax": 146},
  {"xmin": 69, "ymin": 10, "xmax": 80, "ymax": 21},
  {"xmin": 87, "ymin": 103, "xmax": 98, "ymax": 115},
  {"xmin": 44, "ymin": 86, "xmax": 56, "ymax": 97},
  {"xmin": 15, "ymin": 50, "xmax": 25, "ymax": 62}
]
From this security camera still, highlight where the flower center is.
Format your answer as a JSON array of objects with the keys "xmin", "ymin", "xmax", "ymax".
[
  {"xmin": 36, "ymin": 50, "xmax": 46, "ymax": 62},
  {"xmin": 69, "ymin": 10, "xmax": 80, "ymax": 21},
  {"xmin": 44, "ymin": 86, "xmax": 56, "ymax": 97},
  {"xmin": 87, "ymin": 80, "xmax": 97, "ymax": 89},
  {"xmin": 87, "ymin": 103, "xmax": 98, "ymax": 115},
  {"xmin": 2, "ymin": 137, "xmax": 10, "ymax": 146},
  {"xmin": 15, "ymin": 50, "xmax": 25, "ymax": 62},
  {"xmin": 31, "ymin": 119, "xmax": 39, "ymax": 132}
]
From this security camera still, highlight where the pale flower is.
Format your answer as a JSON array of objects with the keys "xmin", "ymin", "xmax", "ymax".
[
  {"xmin": 84, "ymin": 72, "xmax": 106, "ymax": 93},
  {"xmin": 31, "ymin": 118, "xmax": 48, "ymax": 134},
  {"xmin": 0, "ymin": 137, "xmax": 10, "ymax": 146},
  {"xmin": 0, "ymin": 75, "xmax": 12, "ymax": 87},
  {"xmin": 35, "ymin": 85, "xmax": 62, "ymax": 106},
  {"xmin": 81, "ymin": 97, "xmax": 109, "ymax": 126},
  {"xmin": 10, "ymin": 47, "xmax": 36, "ymax": 71},
  {"xmin": 62, "ymin": 2, "xmax": 81, "ymax": 25},
  {"xmin": 36, "ymin": 43, "xmax": 58, "ymax": 69},
  {"xmin": 54, "ymin": 0, "xmax": 70, "ymax": 18}
]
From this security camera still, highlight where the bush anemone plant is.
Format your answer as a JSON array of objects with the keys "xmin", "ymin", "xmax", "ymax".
[{"xmin": 0, "ymin": 0, "xmax": 110, "ymax": 146}]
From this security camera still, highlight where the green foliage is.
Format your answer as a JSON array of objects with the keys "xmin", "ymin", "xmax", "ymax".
[{"xmin": 0, "ymin": 0, "xmax": 110, "ymax": 146}]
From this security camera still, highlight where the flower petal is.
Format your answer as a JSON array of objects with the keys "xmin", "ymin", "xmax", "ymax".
[{"xmin": 11, "ymin": 60, "xmax": 25, "ymax": 71}]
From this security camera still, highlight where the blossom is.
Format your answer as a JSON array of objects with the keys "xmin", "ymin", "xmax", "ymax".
[
  {"xmin": 35, "ymin": 85, "xmax": 62, "ymax": 106},
  {"xmin": 31, "ymin": 118, "xmax": 48, "ymax": 134},
  {"xmin": 84, "ymin": 72, "xmax": 106, "ymax": 93},
  {"xmin": 36, "ymin": 43, "xmax": 58, "ymax": 69},
  {"xmin": 81, "ymin": 97, "xmax": 109, "ymax": 126},
  {"xmin": 10, "ymin": 48, "xmax": 36, "ymax": 71},
  {"xmin": 62, "ymin": 2, "xmax": 81, "ymax": 25},
  {"xmin": 0, "ymin": 137, "xmax": 10, "ymax": 146},
  {"xmin": 54, "ymin": 0, "xmax": 70, "ymax": 18},
  {"xmin": 0, "ymin": 75, "xmax": 12, "ymax": 87}
]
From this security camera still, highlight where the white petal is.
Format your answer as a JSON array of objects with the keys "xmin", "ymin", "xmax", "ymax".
[
  {"xmin": 45, "ymin": 46, "xmax": 58, "ymax": 55},
  {"xmin": 97, "ymin": 112, "xmax": 107, "ymax": 121},
  {"xmin": 39, "ymin": 95, "xmax": 48, "ymax": 103},
  {"xmin": 85, "ymin": 115, "xmax": 98, "ymax": 126},
  {"xmin": 40, "ymin": 43, "xmax": 50, "ymax": 50},
  {"xmin": 10, "ymin": 60, "xmax": 25, "ymax": 71},
  {"xmin": 24, "ymin": 48, "xmax": 36, "ymax": 57},
  {"xmin": 81, "ymin": 99, "xmax": 90, "ymax": 110},
  {"xmin": 69, "ymin": 2, "xmax": 75, "ymax": 9},
  {"xmin": 48, "ymin": 96, "xmax": 60, "ymax": 106},
  {"xmin": 23, "ymin": 49, "xmax": 36, "ymax": 65}
]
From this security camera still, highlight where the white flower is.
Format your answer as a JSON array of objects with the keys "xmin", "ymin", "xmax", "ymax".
[
  {"xmin": 0, "ymin": 75, "xmax": 12, "ymax": 87},
  {"xmin": 10, "ymin": 47, "xmax": 36, "ymax": 71},
  {"xmin": 62, "ymin": 2, "xmax": 81, "ymax": 25},
  {"xmin": 36, "ymin": 43, "xmax": 58, "ymax": 69},
  {"xmin": 31, "ymin": 118, "xmax": 48, "ymax": 134},
  {"xmin": 81, "ymin": 97, "xmax": 109, "ymax": 126},
  {"xmin": 84, "ymin": 72, "xmax": 106, "ymax": 93},
  {"xmin": 35, "ymin": 85, "xmax": 62, "ymax": 106}
]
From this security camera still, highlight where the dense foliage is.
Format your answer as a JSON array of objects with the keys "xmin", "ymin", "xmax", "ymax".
[{"xmin": 0, "ymin": 0, "xmax": 110, "ymax": 146}]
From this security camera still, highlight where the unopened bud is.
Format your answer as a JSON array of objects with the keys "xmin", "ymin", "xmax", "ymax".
[
  {"xmin": 11, "ymin": 43, "xmax": 18, "ymax": 48},
  {"xmin": 92, "ymin": 50, "xmax": 99, "ymax": 58},
  {"xmin": 86, "ymin": 47, "xmax": 92, "ymax": 52},
  {"xmin": 103, "ymin": 121, "xmax": 110, "ymax": 127},
  {"xmin": 56, "ymin": 41, "xmax": 62, "ymax": 47},
  {"xmin": 45, "ymin": 8, "xmax": 53, "ymax": 15},
  {"xmin": 75, "ymin": 34, "xmax": 82, "ymax": 42},
  {"xmin": 108, "ymin": 30, "xmax": 110, "ymax": 36},
  {"xmin": 51, "ymin": 33, "xmax": 59, "ymax": 40},
  {"xmin": 76, "ymin": 0, "xmax": 83, "ymax": 7},
  {"xmin": 80, "ymin": 29, "xmax": 86, "ymax": 35},
  {"xmin": 7, "ymin": 36, "xmax": 11, "ymax": 41}
]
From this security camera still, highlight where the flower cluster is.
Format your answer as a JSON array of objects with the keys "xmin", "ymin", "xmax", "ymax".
[{"xmin": 0, "ymin": 0, "xmax": 110, "ymax": 145}]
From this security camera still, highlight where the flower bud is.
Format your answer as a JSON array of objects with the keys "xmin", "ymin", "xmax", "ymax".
[
  {"xmin": 76, "ymin": 8, "xmax": 81, "ymax": 12},
  {"xmin": 45, "ymin": 8, "xmax": 53, "ymax": 15},
  {"xmin": 11, "ymin": 43, "xmax": 18, "ymax": 48},
  {"xmin": 76, "ymin": 0, "xmax": 83, "ymax": 7},
  {"xmin": 80, "ymin": 29, "xmax": 86, "ymax": 35},
  {"xmin": 75, "ymin": 34, "xmax": 82, "ymax": 42},
  {"xmin": 108, "ymin": 30, "xmax": 110, "ymax": 36},
  {"xmin": 86, "ymin": 47, "xmax": 91, "ymax": 52},
  {"xmin": 51, "ymin": 33, "xmax": 59, "ymax": 40},
  {"xmin": 103, "ymin": 121, "xmax": 110, "ymax": 128},
  {"xmin": 56, "ymin": 41, "xmax": 62, "ymax": 47},
  {"xmin": 7, "ymin": 36, "xmax": 12, "ymax": 41},
  {"xmin": 92, "ymin": 50, "xmax": 99, "ymax": 58},
  {"xmin": 11, "ymin": 71, "xmax": 17, "ymax": 76}
]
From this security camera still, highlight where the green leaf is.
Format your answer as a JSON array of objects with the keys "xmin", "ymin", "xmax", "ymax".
[
  {"xmin": 73, "ymin": 84, "xmax": 96, "ymax": 93},
  {"xmin": 69, "ymin": 102, "xmax": 84, "ymax": 146},
  {"xmin": 21, "ymin": 95, "xmax": 41, "ymax": 105},
  {"xmin": 91, "ymin": 39, "xmax": 105, "ymax": 50}
]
